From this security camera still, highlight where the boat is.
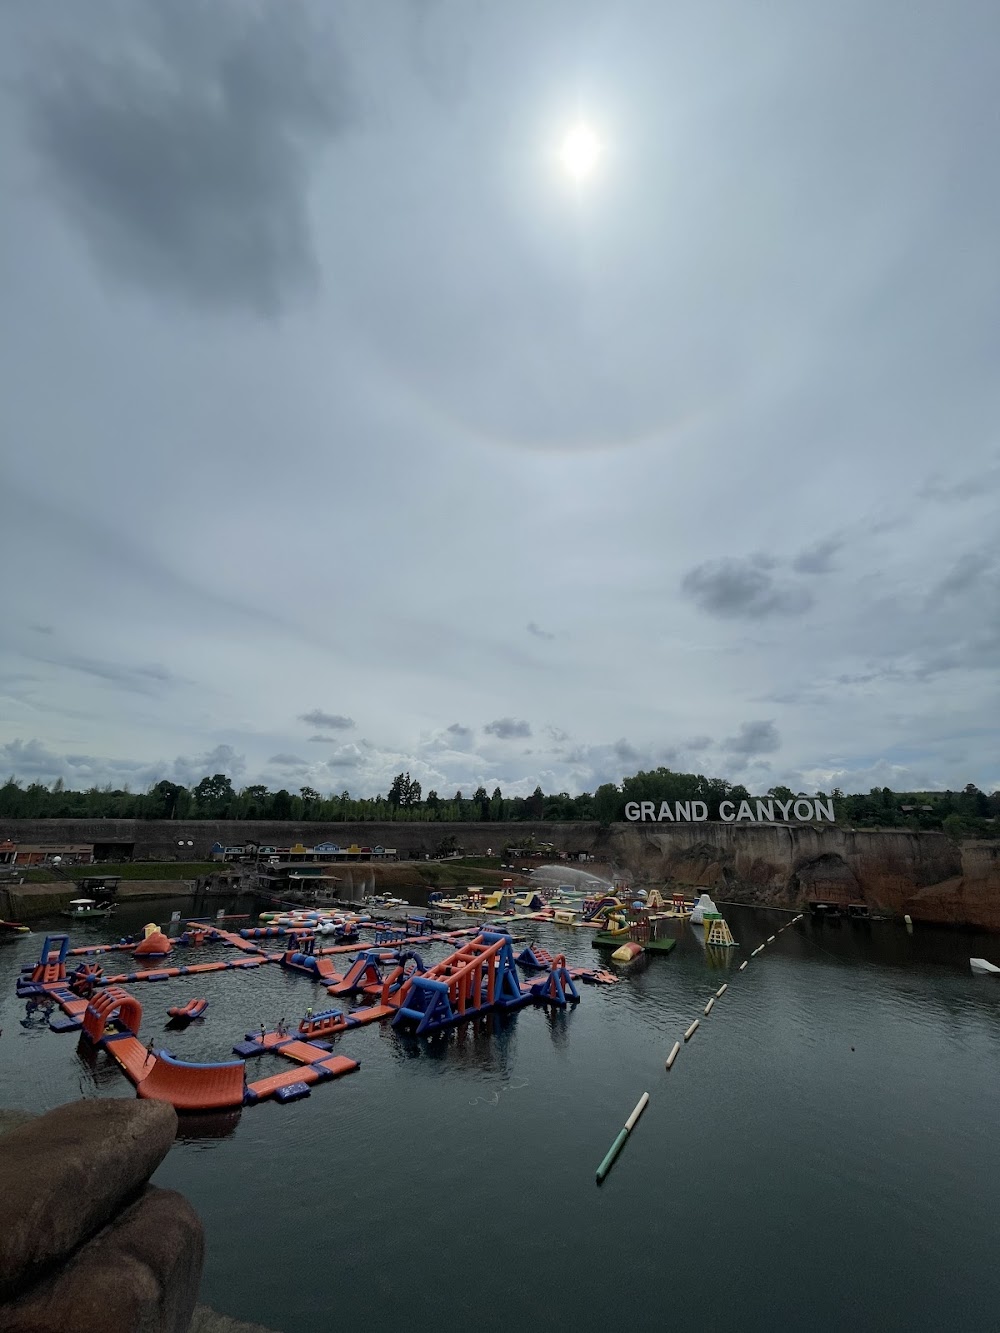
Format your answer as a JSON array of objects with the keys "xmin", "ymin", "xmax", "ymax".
[
  {"xmin": 0, "ymin": 918, "xmax": 30, "ymax": 934},
  {"xmin": 970, "ymin": 957, "xmax": 1000, "ymax": 975},
  {"xmin": 61, "ymin": 898, "xmax": 116, "ymax": 920}
]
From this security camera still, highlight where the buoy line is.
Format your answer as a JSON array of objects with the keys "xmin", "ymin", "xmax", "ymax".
[{"xmin": 596, "ymin": 1092, "xmax": 649, "ymax": 1183}]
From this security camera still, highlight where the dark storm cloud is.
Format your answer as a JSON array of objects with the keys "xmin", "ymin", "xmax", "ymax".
[
  {"xmin": 723, "ymin": 720, "xmax": 781, "ymax": 756},
  {"xmin": 792, "ymin": 536, "xmax": 844, "ymax": 575},
  {"xmin": 527, "ymin": 621, "xmax": 556, "ymax": 640},
  {"xmin": 23, "ymin": 0, "xmax": 354, "ymax": 314},
  {"xmin": 484, "ymin": 718, "xmax": 532, "ymax": 739},
  {"xmin": 299, "ymin": 710, "xmax": 355, "ymax": 730},
  {"xmin": 681, "ymin": 556, "xmax": 814, "ymax": 619}
]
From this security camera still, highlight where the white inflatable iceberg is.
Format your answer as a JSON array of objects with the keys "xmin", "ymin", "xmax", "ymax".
[
  {"xmin": 970, "ymin": 957, "xmax": 1000, "ymax": 975},
  {"xmin": 690, "ymin": 893, "xmax": 719, "ymax": 925}
]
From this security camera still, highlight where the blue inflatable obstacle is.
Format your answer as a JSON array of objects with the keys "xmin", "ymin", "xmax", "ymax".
[
  {"xmin": 528, "ymin": 958, "xmax": 580, "ymax": 1007},
  {"xmin": 392, "ymin": 932, "xmax": 531, "ymax": 1036}
]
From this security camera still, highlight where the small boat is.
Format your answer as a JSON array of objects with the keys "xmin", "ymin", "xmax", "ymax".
[
  {"xmin": 970, "ymin": 957, "xmax": 1000, "ymax": 975},
  {"xmin": 0, "ymin": 918, "xmax": 30, "ymax": 934},
  {"xmin": 61, "ymin": 898, "xmax": 116, "ymax": 919},
  {"xmin": 167, "ymin": 997, "xmax": 209, "ymax": 1021}
]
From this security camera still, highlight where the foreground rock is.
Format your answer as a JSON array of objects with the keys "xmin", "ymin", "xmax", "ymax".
[
  {"xmin": 0, "ymin": 1099, "xmax": 177, "ymax": 1302},
  {"xmin": 0, "ymin": 1186, "xmax": 203, "ymax": 1333}
]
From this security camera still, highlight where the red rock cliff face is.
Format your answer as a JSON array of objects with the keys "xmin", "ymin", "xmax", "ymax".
[{"xmin": 597, "ymin": 824, "xmax": 1000, "ymax": 931}]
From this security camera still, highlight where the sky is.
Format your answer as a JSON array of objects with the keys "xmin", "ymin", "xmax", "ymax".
[{"xmin": 1, "ymin": 0, "xmax": 998, "ymax": 801}]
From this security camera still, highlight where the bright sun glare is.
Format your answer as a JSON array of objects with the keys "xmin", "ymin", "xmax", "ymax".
[{"xmin": 559, "ymin": 123, "xmax": 602, "ymax": 182}]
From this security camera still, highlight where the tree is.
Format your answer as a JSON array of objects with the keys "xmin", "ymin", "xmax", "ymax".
[
  {"xmin": 269, "ymin": 788, "xmax": 292, "ymax": 819},
  {"xmin": 192, "ymin": 774, "xmax": 234, "ymax": 813},
  {"xmin": 594, "ymin": 782, "xmax": 621, "ymax": 827},
  {"xmin": 473, "ymin": 786, "xmax": 490, "ymax": 820},
  {"xmin": 526, "ymin": 785, "xmax": 545, "ymax": 819},
  {"xmin": 426, "ymin": 790, "xmax": 440, "ymax": 811}
]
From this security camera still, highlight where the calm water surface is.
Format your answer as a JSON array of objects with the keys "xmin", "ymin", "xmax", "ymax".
[{"xmin": 2, "ymin": 896, "xmax": 999, "ymax": 1332}]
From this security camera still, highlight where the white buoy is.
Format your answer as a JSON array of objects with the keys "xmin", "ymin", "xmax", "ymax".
[
  {"xmin": 665, "ymin": 1041, "xmax": 681, "ymax": 1069},
  {"xmin": 704, "ymin": 997, "xmax": 715, "ymax": 1015},
  {"xmin": 716, "ymin": 983, "xmax": 728, "ymax": 998},
  {"xmin": 624, "ymin": 1092, "xmax": 650, "ymax": 1133},
  {"xmin": 767, "ymin": 935, "xmax": 776, "ymax": 943},
  {"xmin": 684, "ymin": 1019, "xmax": 700, "ymax": 1041},
  {"xmin": 752, "ymin": 945, "xmax": 764, "ymax": 956},
  {"xmin": 739, "ymin": 961, "xmax": 748, "ymax": 971},
  {"xmin": 904, "ymin": 914, "xmax": 912, "ymax": 925}
]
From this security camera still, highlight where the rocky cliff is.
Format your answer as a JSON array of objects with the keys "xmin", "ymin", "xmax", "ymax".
[
  {"xmin": 2, "ymin": 818, "xmax": 999, "ymax": 931},
  {"xmin": 596, "ymin": 823, "xmax": 1000, "ymax": 931}
]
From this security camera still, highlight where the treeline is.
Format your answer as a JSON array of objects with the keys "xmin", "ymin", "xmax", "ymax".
[{"xmin": 0, "ymin": 768, "xmax": 997, "ymax": 837}]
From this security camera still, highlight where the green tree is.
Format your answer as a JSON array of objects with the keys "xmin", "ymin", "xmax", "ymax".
[{"xmin": 594, "ymin": 782, "xmax": 621, "ymax": 826}]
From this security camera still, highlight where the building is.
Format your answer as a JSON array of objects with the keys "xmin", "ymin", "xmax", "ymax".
[
  {"xmin": 0, "ymin": 841, "xmax": 95, "ymax": 867},
  {"xmin": 213, "ymin": 841, "xmax": 398, "ymax": 864}
]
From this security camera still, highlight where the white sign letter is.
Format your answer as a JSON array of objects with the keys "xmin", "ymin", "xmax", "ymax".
[
  {"xmin": 624, "ymin": 802, "xmax": 640, "ymax": 821},
  {"xmin": 813, "ymin": 797, "xmax": 835, "ymax": 822},
  {"xmin": 658, "ymin": 801, "xmax": 675, "ymax": 821},
  {"xmin": 690, "ymin": 801, "xmax": 708, "ymax": 821},
  {"xmin": 793, "ymin": 799, "xmax": 815, "ymax": 821},
  {"xmin": 774, "ymin": 799, "xmax": 793, "ymax": 821},
  {"xmin": 755, "ymin": 800, "xmax": 775, "ymax": 822},
  {"xmin": 640, "ymin": 801, "xmax": 656, "ymax": 821},
  {"xmin": 736, "ymin": 800, "xmax": 755, "ymax": 821},
  {"xmin": 675, "ymin": 801, "xmax": 690, "ymax": 821},
  {"xmin": 719, "ymin": 800, "xmax": 736, "ymax": 821}
]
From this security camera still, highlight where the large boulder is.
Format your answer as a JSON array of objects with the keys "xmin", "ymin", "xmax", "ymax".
[
  {"xmin": 0, "ymin": 1185, "xmax": 203, "ymax": 1333},
  {"xmin": 0, "ymin": 1098, "xmax": 177, "ymax": 1301}
]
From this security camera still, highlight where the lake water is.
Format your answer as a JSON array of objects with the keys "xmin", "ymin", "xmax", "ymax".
[{"xmin": 2, "ymin": 896, "xmax": 999, "ymax": 1332}]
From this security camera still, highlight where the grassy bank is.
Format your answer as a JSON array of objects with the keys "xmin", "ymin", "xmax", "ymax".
[{"xmin": 22, "ymin": 862, "xmax": 216, "ymax": 883}]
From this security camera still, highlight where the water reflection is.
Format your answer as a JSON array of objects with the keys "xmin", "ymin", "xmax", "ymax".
[{"xmin": 174, "ymin": 1110, "xmax": 242, "ymax": 1144}]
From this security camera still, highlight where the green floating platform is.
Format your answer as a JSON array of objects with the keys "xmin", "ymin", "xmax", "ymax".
[{"xmin": 591, "ymin": 933, "xmax": 677, "ymax": 954}]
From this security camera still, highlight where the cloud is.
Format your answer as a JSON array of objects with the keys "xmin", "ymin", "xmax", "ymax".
[
  {"xmin": 268, "ymin": 753, "xmax": 309, "ymax": 770},
  {"xmin": 919, "ymin": 456, "xmax": 1000, "ymax": 503},
  {"xmin": 484, "ymin": 718, "xmax": 532, "ymax": 739},
  {"xmin": 723, "ymin": 721, "xmax": 781, "ymax": 756},
  {"xmin": 612, "ymin": 738, "xmax": 640, "ymax": 763},
  {"xmin": 681, "ymin": 556, "xmax": 814, "ymax": 619},
  {"xmin": 327, "ymin": 743, "xmax": 364, "ymax": 768},
  {"xmin": 933, "ymin": 546, "xmax": 999, "ymax": 598},
  {"xmin": 32, "ymin": 651, "xmax": 179, "ymax": 696},
  {"xmin": 527, "ymin": 621, "xmax": 555, "ymax": 640},
  {"xmin": 0, "ymin": 738, "xmax": 71, "ymax": 779},
  {"xmin": 31, "ymin": 624, "xmax": 54, "ymax": 635},
  {"xmin": 169, "ymin": 744, "xmax": 247, "ymax": 787},
  {"xmin": 792, "ymin": 536, "xmax": 843, "ymax": 574},
  {"xmin": 447, "ymin": 723, "xmax": 472, "ymax": 738},
  {"xmin": 684, "ymin": 735, "xmax": 713, "ymax": 751},
  {"xmin": 23, "ymin": 0, "xmax": 355, "ymax": 314},
  {"xmin": 299, "ymin": 710, "xmax": 355, "ymax": 730}
]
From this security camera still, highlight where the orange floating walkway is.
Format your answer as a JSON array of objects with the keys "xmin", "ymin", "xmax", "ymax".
[
  {"xmin": 245, "ymin": 1055, "xmax": 358, "ymax": 1103},
  {"xmin": 105, "ymin": 1034, "xmax": 153, "ymax": 1084},
  {"xmin": 273, "ymin": 1040, "xmax": 332, "ymax": 1064}
]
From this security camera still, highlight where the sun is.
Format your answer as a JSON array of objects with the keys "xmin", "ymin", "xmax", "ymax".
[{"xmin": 558, "ymin": 123, "xmax": 602, "ymax": 182}]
